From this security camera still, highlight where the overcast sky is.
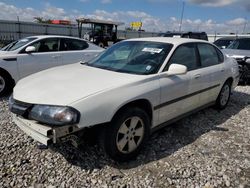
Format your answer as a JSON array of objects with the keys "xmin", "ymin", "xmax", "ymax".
[{"xmin": 0, "ymin": 0, "xmax": 249, "ymax": 34}]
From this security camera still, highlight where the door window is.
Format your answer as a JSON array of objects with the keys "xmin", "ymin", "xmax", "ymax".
[
  {"xmin": 29, "ymin": 38, "xmax": 59, "ymax": 53},
  {"xmin": 215, "ymin": 48, "xmax": 224, "ymax": 62},
  {"xmin": 60, "ymin": 39, "xmax": 89, "ymax": 51},
  {"xmin": 165, "ymin": 43, "xmax": 199, "ymax": 71},
  {"xmin": 197, "ymin": 43, "xmax": 220, "ymax": 67}
]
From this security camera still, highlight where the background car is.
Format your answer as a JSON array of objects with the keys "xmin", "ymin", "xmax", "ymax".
[
  {"xmin": 0, "ymin": 35, "xmax": 103, "ymax": 96},
  {"xmin": 158, "ymin": 31, "xmax": 208, "ymax": 41},
  {"xmin": 10, "ymin": 38, "xmax": 239, "ymax": 161},
  {"xmin": 213, "ymin": 37, "xmax": 237, "ymax": 49},
  {"xmin": 222, "ymin": 37, "xmax": 250, "ymax": 84}
]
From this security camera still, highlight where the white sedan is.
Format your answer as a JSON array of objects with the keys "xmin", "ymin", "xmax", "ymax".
[
  {"xmin": 0, "ymin": 35, "xmax": 103, "ymax": 96},
  {"xmin": 10, "ymin": 38, "xmax": 239, "ymax": 161}
]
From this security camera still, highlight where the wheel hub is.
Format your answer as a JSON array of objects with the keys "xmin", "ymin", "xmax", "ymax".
[{"xmin": 116, "ymin": 116, "xmax": 144, "ymax": 154}]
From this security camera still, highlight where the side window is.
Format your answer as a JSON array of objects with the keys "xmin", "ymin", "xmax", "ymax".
[
  {"xmin": 238, "ymin": 39, "xmax": 250, "ymax": 50},
  {"xmin": 164, "ymin": 43, "xmax": 198, "ymax": 71},
  {"xmin": 29, "ymin": 38, "xmax": 59, "ymax": 53},
  {"xmin": 60, "ymin": 39, "xmax": 89, "ymax": 51},
  {"xmin": 198, "ymin": 43, "xmax": 220, "ymax": 67},
  {"xmin": 215, "ymin": 47, "xmax": 224, "ymax": 62}
]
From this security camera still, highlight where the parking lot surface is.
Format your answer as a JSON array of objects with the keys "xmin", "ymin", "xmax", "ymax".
[{"xmin": 0, "ymin": 86, "xmax": 250, "ymax": 187}]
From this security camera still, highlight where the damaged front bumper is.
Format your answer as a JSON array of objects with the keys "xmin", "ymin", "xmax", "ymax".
[{"xmin": 13, "ymin": 114, "xmax": 81, "ymax": 146}]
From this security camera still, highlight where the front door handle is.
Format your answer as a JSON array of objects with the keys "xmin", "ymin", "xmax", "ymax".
[
  {"xmin": 194, "ymin": 74, "xmax": 201, "ymax": 79},
  {"xmin": 221, "ymin": 69, "xmax": 225, "ymax": 72}
]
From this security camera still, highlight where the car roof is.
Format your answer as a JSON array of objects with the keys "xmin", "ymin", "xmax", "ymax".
[
  {"xmin": 215, "ymin": 37, "xmax": 237, "ymax": 40},
  {"xmin": 217, "ymin": 36, "xmax": 250, "ymax": 40},
  {"xmin": 25, "ymin": 35, "xmax": 84, "ymax": 40},
  {"xmin": 163, "ymin": 31, "xmax": 206, "ymax": 34},
  {"xmin": 235, "ymin": 37, "xmax": 250, "ymax": 40},
  {"xmin": 125, "ymin": 37, "xmax": 211, "ymax": 46}
]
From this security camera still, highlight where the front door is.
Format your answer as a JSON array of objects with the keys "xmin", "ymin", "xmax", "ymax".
[
  {"xmin": 156, "ymin": 43, "xmax": 200, "ymax": 125},
  {"xmin": 17, "ymin": 38, "xmax": 61, "ymax": 79}
]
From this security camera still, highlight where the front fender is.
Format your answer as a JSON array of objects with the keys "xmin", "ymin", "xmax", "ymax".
[
  {"xmin": 70, "ymin": 76, "xmax": 160, "ymax": 128},
  {"xmin": 0, "ymin": 57, "xmax": 19, "ymax": 82}
]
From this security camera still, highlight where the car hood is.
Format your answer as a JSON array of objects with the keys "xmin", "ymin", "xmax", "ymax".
[
  {"xmin": 14, "ymin": 63, "xmax": 143, "ymax": 106},
  {"xmin": 0, "ymin": 51, "xmax": 17, "ymax": 61},
  {"xmin": 0, "ymin": 50, "xmax": 15, "ymax": 55},
  {"xmin": 222, "ymin": 49, "xmax": 250, "ymax": 57}
]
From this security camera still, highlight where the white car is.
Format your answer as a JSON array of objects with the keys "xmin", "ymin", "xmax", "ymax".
[
  {"xmin": 0, "ymin": 35, "xmax": 103, "ymax": 96},
  {"xmin": 10, "ymin": 38, "xmax": 239, "ymax": 161}
]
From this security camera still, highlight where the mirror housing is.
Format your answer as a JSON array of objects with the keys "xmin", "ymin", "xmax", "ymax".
[
  {"xmin": 167, "ymin": 64, "xmax": 187, "ymax": 76},
  {"xmin": 25, "ymin": 46, "xmax": 36, "ymax": 53},
  {"xmin": 245, "ymin": 58, "xmax": 250, "ymax": 64}
]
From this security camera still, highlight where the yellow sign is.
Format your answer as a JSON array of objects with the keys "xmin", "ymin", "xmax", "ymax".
[{"xmin": 130, "ymin": 22, "xmax": 142, "ymax": 28}]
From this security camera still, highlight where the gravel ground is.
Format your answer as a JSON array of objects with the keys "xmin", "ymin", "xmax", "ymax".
[{"xmin": 0, "ymin": 86, "xmax": 250, "ymax": 188}]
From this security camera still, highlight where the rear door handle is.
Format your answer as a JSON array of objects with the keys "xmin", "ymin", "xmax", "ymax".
[{"xmin": 194, "ymin": 74, "xmax": 201, "ymax": 79}]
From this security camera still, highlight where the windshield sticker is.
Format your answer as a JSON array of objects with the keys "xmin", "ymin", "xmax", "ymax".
[
  {"xmin": 142, "ymin": 47, "xmax": 163, "ymax": 54},
  {"xmin": 146, "ymin": 65, "xmax": 152, "ymax": 71},
  {"xmin": 173, "ymin": 35, "xmax": 181, "ymax": 38}
]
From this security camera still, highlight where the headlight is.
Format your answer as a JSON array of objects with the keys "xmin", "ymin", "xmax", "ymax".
[{"xmin": 29, "ymin": 105, "xmax": 80, "ymax": 126}]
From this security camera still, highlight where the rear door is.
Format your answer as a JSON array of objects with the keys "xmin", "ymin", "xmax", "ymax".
[
  {"xmin": 197, "ymin": 43, "xmax": 225, "ymax": 103},
  {"xmin": 60, "ymin": 38, "xmax": 101, "ymax": 65},
  {"xmin": 17, "ymin": 38, "xmax": 61, "ymax": 79}
]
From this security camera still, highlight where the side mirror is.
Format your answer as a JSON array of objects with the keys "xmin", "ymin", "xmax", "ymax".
[
  {"xmin": 167, "ymin": 64, "xmax": 187, "ymax": 76},
  {"xmin": 25, "ymin": 46, "xmax": 36, "ymax": 53},
  {"xmin": 246, "ymin": 58, "xmax": 250, "ymax": 64}
]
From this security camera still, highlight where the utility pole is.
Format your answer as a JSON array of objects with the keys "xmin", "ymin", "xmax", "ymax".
[
  {"xmin": 242, "ymin": 18, "xmax": 248, "ymax": 34},
  {"xmin": 179, "ymin": 1, "xmax": 185, "ymax": 32}
]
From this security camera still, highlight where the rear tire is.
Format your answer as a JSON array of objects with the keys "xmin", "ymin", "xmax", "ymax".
[
  {"xmin": 0, "ymin": 71, "xmax": 12, "ymax": 96},
  {"xmin": 99, "ymin": 107, "xmax": 150, "ymax": 162},
  {"xmin": 215, "ymin": 81, "xmax": 231, "ymax": 110}
]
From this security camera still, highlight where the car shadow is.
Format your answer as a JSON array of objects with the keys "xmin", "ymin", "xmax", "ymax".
[
  {"xmin": 0, "ymin": 95, "xmax": 10, "ymax": 102},
  {"xmin": 34, "ymin": 89, "xmax": 250, "ymax": 170},
  {"xmin": 0, "ymin": 91, "xmax": 12, "ymax": 101}
]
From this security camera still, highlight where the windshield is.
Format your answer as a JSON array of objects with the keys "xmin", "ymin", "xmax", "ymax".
[
  {"xmin": 2, "ymin": 37, "xmax": 37, "ymax": 51},
  {"xmin": 227, "ymin": 38, "xmax": 250, "ymax": 50},
  {"xmin": 86, "ymin": 41, "xmax": 173, "ymax": 75}
]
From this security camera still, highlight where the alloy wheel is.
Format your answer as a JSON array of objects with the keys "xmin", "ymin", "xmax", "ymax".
[
  {"xmin": 220, "ymin": 84, "xmax": 230, "ymax": 106},
  {"xmin": 116, "ymin": 116, "xmax": 145, "ymax": 154}
]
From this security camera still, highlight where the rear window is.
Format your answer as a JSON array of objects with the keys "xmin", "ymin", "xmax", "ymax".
[
  {"xmin": 215, "ymin": 48, "xmax": 224, "ymax": 62},
  {"xmin": 198, "ymin": 43, "xmax": 220, "ymax": 67},
  {"xmin": 60, "ymin": 39, "xmax": 89, "ymax": 51}
]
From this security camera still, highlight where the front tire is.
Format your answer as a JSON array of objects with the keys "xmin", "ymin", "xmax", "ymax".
[
  {"xmin": 100, "ymin": 107, "xmax": 150, "ymax": 162},
  {"xmin": 215, "ymin": 81, "xmax": 231, "ymax": 110},
  {"xmin": 0, "ymin": 72, "xmax": 12, "ymax": 96}
]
